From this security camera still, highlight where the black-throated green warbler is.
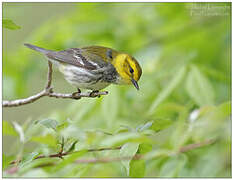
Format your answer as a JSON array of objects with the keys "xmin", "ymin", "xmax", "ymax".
[{"xmin": 24, "ymin": 43, "xmax": 142, "ymax": 92}]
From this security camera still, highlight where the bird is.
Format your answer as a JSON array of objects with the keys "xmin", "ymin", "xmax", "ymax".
[{"xmin": 24, "ymin": 43, "xmax": 142, "ymax": 94}]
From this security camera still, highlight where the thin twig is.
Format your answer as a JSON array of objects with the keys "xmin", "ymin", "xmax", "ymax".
[
  {"xmin": 45, "ymin": 61, "xmax": 53, "ymax": 89},
  {"xmin": 6, "ymin": 139, "xmax": 215, "ymax": 174},
  {"xmin": 9, "ymin": 139, "xmax": 215, "ymax": 166},
  {"xmin": 35, "ymin": 146, "xmax": 122, "ymax": 160},
  {"xmin": 2, "ymin": 61, "xmax": 108, "ymax": 108},
  {"xmin": 2, "ymin": 91, "xmax": 108, "ymax": 107},
  {"xmin": 179, "ymin": 139, "xmax": 216, "ymax": 153},
  {"xmin": 73, "ymin": 139, "xmax": 216, "ymax": 164},
  {"xmin": 3, "ymin": 90, "xmax": 48, "ymax": 107},
  {"xmin": 10, "ymin": 146, "xmax": 122, "ymax": 165}
]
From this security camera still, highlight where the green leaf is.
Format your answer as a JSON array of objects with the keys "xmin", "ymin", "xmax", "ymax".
[
  {"xmin": 185, "ymin": 65, "xmax": 215, "ymax": 106},
  {"xmin": 115, "ymin": 127, "xmax": 130, "ymax": 134},
  {"xmin": 120, "ymin": 142, "xmax": 139, "ymax": 176},
  {"xmin": 67, "ymin": 140, "xmax": 78, "ymax": 153},
  {"xmin": 3, "ymin": 121, "xmax": 17, "ymax": 136},
  {"xmin": 129, "ymin": 159, "xmax": 145, "ymax": 177},
  {"xmin": 3, "ymin": 19, "xmax": 21, "ymax": 30},
  {"xmin": 101, "ymin": 132, "xmax": 150, "ymax": 147},
  {"xmin": 151, "ymin": 118, "xmax": 173, "ymax": 132},
  {"xmin": 148, "ymin": 66, "xmax": 186, "ymax": 115},
  {"xmin": 35, "ymin": 118, "xmax": 58, "ymax": 131},
  {"xmin": 19, "ymin": 152, "xmax": 39, "ymax": 168},
  {"xmin": 138, "ymin": 143, "xmax": 153, "ymax": 154},
  {"xmin": 17, "ymin": 158, "xmax": 57, "ymax": 176},
  {"xmin": 128, "ymin": 143, "xmax": 151, "ymax": 177},
  {"xmin": 53, "ymin": 150, "xmax": 87, "ymax": 171},
  {"xmin": 56, "ymin": 122, "xmax": 69, "ymax": 132}
]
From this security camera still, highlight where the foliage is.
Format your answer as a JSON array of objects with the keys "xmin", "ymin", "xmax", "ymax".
[
  {"xmin": 3, "ymin": 2, "xmax": 231, "ymax": 178},
  {"xmin": 3, "ymin": 19, "xmax": 21, "ymax": 30}
]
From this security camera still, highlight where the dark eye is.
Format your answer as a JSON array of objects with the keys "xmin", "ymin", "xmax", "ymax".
[
  {"xmin": 106, "ymin": 49, "xmax": 113, "ymax": 59},
  {"xmin": 130, "ymin": 67, "xmax": 134, "ymax": 74}
]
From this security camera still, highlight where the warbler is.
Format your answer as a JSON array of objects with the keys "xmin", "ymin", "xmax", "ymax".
[{"xmin": 24, "ymin": 43, "xmax": 142, "ymax": 93}]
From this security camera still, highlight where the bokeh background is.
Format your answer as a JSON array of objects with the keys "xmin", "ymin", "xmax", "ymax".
[{"xmin": 3, "ymin": 2, "xmax": 231, "ymax": 177}]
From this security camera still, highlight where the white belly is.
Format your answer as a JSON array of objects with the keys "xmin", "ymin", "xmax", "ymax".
[{"xmin": 58, "ymin": 64, "xmax": 110, "ymax": 90}]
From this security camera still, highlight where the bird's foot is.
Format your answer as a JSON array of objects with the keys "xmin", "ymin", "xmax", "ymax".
[
  {"xmin": 90, "ymin": 90, "xmax": 101, "ymax": 98},
  {"xmin": 72, "ymin": 88, "xmax": 81, "ymax": 99},
  {"xmin": 77, "ymin": 88, "xmax": 81, "ymax": 93}
]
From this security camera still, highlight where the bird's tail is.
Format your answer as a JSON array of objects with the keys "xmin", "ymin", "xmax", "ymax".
[{"xmin": 24, "ymin": 43, "xmax": 52, "ymax": 54}]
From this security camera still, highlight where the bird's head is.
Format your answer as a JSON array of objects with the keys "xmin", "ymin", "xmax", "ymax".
[{"xmin": 112, "ymin": 53, "xmax": 142, "ymax": 90}]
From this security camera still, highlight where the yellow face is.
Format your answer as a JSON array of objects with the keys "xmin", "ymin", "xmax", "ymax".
[{"xmin": 113, "ymin": 53, "xmax": 142, "ymax": 90}]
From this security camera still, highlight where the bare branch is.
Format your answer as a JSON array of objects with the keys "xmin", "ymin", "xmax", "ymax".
[
  {"xmin": 45, "ymin": 61, "xmax": 53, "ymax": 89},
  {"xmin": 2, "ymin": 61, "xmax": 108, "ymax": 108},
  {"xmin": 3, "ymin": 89, "xmax": 48, "ymax": 107},
  {"xmin": 179, "ymin": 139, "xmax": 216, "ymax": 153}
]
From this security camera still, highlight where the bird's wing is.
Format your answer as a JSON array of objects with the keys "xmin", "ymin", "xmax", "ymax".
[
  {"xmin": 46, "ymin": 48, "xmax": 108, "ymax": 70},
  {"xmin": 47, "ymin": 47, "xmax": 118, "ymax": 83}
]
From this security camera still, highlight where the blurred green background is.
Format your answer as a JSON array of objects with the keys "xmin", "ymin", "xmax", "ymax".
[{"xmin": 3, "ymin": 2, "xmax": 231, "ymax": 177}]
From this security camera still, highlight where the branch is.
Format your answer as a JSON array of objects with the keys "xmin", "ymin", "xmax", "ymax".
[
  {"xmin": 10, "ymin": 146, "xmax": 122, "ymax": 165},
  {"xmin": 73, "ymin": 139, "xmax": 216, "ymax": 164},
  {"xmin": 3, "ymin": 61, "xmax": 108, "ymax": 107},
  {"xmin": 45, "ymin": 61, "xmax": 53, "ymax": 89},
  {"xmin": 9, "ymin": 139, "xmax": 215, "ymax": 166},
  {"xmin": 35, "ymin": 146, "xmax": 121, "ymax": 160},
  {"xmin": 179, "ymin": 139, "xmax": 216, "ymax": 153},
  {"xmin": 6, "ymin": 139, "xmax": 215, "ymax": 174}
]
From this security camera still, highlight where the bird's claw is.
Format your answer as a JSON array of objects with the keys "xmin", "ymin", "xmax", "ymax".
[
  {"xmin": 71, "ymin": 88, "xmax": 81, "ymax": 99},
  {"xmin": 77, "ymin": 88, "xmax": 81, "ymax": 93},
  {"xmin": 72, "ymin": 92, "xmax": 81, "ymax": 99},
  {"xmin": 90, "ymin": 90, "xmax": 100, "ymax": 98}
]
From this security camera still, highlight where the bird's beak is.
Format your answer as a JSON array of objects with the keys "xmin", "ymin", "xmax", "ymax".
[{"xmin": 131, "ymin": 78, "xmax": 139, "ymax": 90}]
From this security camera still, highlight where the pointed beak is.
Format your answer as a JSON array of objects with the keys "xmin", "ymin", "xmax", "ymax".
[{"xmin": 131, "ymin": 78, "xmax": 139, "ymax": 90}]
